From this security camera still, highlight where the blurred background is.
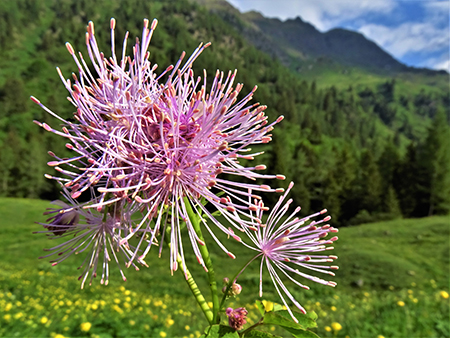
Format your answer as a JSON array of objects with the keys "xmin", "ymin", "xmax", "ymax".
[{"xmin": 0, "ymin": 0, "xmax": 448, "ymax": 337}]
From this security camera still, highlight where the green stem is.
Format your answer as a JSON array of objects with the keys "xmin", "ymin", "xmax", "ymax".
[
  {"xmin": 184, "ymin": 197, "xmax": 220, "ymax": 324},
  {"xmin": 239, "ymin": 318, "xmax": 264, "ymax": 337},
  {"xmin": 163, "ymin": 226, "xmax": 213, "ymax": 324},
  {"xmin": 176, "ymin": 252, "xmax": 214, "ymax": 324},
  {"xmin": 219, "ymin": 254, "xmax": 259, "ymax": 311}
]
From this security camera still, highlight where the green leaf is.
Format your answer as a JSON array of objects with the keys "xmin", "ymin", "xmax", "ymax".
[
  {"xmin": 204, "ymin": 325, "xmax": 240, "ymax": 338},
  {"xmin": 306, "ymin": 311, "xmax": 318, "ymax": 321},
  {"xmin": 263, "ymin": 310, "xmax": 317, "ymax": 331},
  {"xmin": 283, "ymin": 327, "xmax": 320, "ymax": 338},
  {"xmin": 263, "ymin": 312, "xmax": 302, "ymax": 330},
  {"xmin": 276, "ymin": 310, "xmax": 317, "ymax": 329},
  {"xmin": 255, "ymin": 300, "xmax": 265, "ymax": 316},
  {"xmin": 243, "ymin": 330, "xmax": 282, "ymax": 338},
  {"xmin": 273, "ymin": 303, "xmax": 285, "ymax": 312}
]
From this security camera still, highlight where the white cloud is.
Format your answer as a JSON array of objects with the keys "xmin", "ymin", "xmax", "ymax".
[
  {"xmin": 419, "ymin": 54, "xmax": 450, "ymax": 71},
  {"xmin": 227, "ymin": 0, "xmax": 395, "ymax": 31},
  {"xmin": 435, "ymin": 59, "xmax": 450, "ymax": 72},
  {"xmin": 358, "ymin": 22, "xmax": 449, "ymax": 58},
  {"xmin": 423, "ymin": 1, "xmax": 449, "ymax": 26}
]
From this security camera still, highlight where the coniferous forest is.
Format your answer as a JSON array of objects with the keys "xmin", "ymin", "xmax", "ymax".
[{"xmin": 0, "ymin": 0, "xmax": 449, "ymax": 226}]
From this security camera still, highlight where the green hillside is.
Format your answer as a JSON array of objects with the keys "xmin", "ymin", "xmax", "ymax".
[{"xmin": 0, "ymin": 198, "xmax": 449, "ymax": 337}]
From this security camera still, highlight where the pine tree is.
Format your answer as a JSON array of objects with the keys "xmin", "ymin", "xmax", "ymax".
[
  {"xmin": 394, "ymin": 143, "xmax": 419, "ymax": 217},
  {"xmin": 418, "ymin": 109, "xmax": 450, "ymax": 215}
]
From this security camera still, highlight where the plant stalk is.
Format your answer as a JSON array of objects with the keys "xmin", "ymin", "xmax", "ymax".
[
  {"xmin": 163, "ymin": 226, "xmax": 213, "ymax": 324},
  {"xmin": 184, "ymin": 197, "xmax": 220, "ymax": 324}
]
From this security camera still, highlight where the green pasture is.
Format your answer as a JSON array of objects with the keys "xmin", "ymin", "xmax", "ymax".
[{"xmin": 0, "ymin": 198, "xmax": 449, "ymax": 337}]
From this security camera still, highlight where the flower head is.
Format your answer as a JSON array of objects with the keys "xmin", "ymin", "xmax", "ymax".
[
  {"xmin": 238, "ymin": 182, "xmax": 338, "ymax": 322},
  {"xmin": 226, "ymin": 307, "xmax": 248, "ymax": 330},
  {"xmin": 37, "ymin": 186, "xmax": 142, "ymax": 288},
  {"xmin": 31, "ymin": 18, "xmax": 284, "ymax": 273},
  {"xmin": 80, "ymin": 322, "xmax": 92, "ymax": 332}
]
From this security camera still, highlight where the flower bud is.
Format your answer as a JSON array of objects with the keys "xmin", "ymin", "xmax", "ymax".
[{"xmin": 231, "ymin": 283, "xmax": 242, "ymax": 295}]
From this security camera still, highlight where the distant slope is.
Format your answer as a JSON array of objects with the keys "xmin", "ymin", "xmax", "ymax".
[
  {"xmin": 242, "ymin": 14, "xmax": 407, "ymax": 72},
  {"xmin": 194, "ymin": 0, "xmax": 448, "ymax": 82}
]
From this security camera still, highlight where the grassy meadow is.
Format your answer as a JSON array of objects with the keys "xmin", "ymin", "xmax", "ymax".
[{"xmin": 0, "ymin": 198, "xmax": 449, "ymax": 338}]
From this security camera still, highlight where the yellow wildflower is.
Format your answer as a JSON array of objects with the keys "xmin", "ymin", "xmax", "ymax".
[
  {"xmin": 397, "ymin": 301, "xmax": 405, "ymax": 307},
  {"xmin": 413, "ymin": 298, "xmax": 418, "ymax": 303},
  {"xmin": 160, "ymin": 332, "xmax": 167, "ymax": 338},
  {"xmin": 129, "ymin": 320, "xmax": 135, "ymax": 326},
  {"xmin": 114, "ymin": 298, "xmax": 120, "ymax": 304},
  {"xmin": 440, "ymin": 291, "xmax": 449, "ymax": 299},
  {"xmin": 14, "ymin": 312, "xmax": 23, "ymax": 319},
  {"xmin": 5, "ymin": 303, "xmax": 12, "ymax": 311},
  {"xmin": 324, "ymin": 326, "xmax": 332, "ymax": 332},
  {"xmin": 363, "ymin": 292, "xmax": 370, "ymax": 297},
  {"xmin": 262, "ymin": 300, "xmax": 274, "ymax": 312},
  {"xmin": 407, "ymin": 289, "xmax": 413, "ymax": 294},
  {"xmin": 208, "ymin": 302, "xmax": 213, "ymax": 308},
  {"xmin": 331, "ymin": 306, "xmax": 337, "ymax": 311},
  {"xmin": 91, "ymin": 303, "xmax": 98, "ymax": 310},
  {"xmin": 185, "ymin": 325, "xmax": 190, "ymax": 330},
  {"xmin": 377, "ymin": 335, "xmax": 385, "ymax": 338},
  {"xmin": 113, "ymin": 305, "xmax": 123, "ymax": 314},
  {"xmin": 125, "ymin": 290, "xmax": 131, "ymax": 296},
  {"xmin": 40, "ymin": 316, "xmax": 48, "ymax": 324},
  {"xmin": 54, "ymin": 335, "xmax": 65, "ymax": 338},
  {"xmin": 331, "ymin": 322, "xmax": 342, "ymax": 331},
  {"xmin": 166, "ymin": 318, "xmax": 175, "ymax": 327},
  {"xmin": 80, "ymin": 322, "xmax": 92, "ymax": 332},
  {"xmin": 3, "ymin": 314, "xmax": 11, "ymax": 321}
]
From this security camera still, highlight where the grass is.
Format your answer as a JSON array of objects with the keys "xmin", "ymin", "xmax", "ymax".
[{"xmin": 0, "ymin": 198, "xmax": 449, "ymax": 337}]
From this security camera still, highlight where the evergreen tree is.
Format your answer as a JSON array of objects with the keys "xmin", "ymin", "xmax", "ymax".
[
  {"xmin": 394, "ymin": 143, "xmax": 419, "ymax": 217},
  {"xmin": 418, "ymin": 109, "xmax": 450, "ymax": 215}
]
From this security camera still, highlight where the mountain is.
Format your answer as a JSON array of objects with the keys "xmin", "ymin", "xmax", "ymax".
[{"xmin": 193, "ymin": 0, "xmax": 447, "ymax": 81}]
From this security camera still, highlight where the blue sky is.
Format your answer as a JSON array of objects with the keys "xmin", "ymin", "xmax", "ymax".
[{"xmin": 227, "ymin": 0, "xmax": 449, "ymax": 71}]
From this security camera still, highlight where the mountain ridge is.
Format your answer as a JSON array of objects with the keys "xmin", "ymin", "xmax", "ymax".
[{"xmin": 194, "ymin": 0, "xmax": 447, "ymax": 76}]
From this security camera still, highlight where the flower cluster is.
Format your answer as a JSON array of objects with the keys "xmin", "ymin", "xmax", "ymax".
[
  {"xmin": 33, "ymin": 16, "xmax": 339, "ymax": 328},
  {"xmin": 235, "ymin": 182, "xmax": 339, "ymax": 321},
  {"xmin": 226, "ymin": 307, "xmax": 248, "ymax": 330},
  {"xmin": 32, "ymin": 18, "xmax": 284, "ymax": 281}
]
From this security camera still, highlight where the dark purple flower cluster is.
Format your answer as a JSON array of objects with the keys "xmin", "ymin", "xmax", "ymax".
[{"xmin": 226, "ymin": 307, "xmax": 248, "ymax": 330}]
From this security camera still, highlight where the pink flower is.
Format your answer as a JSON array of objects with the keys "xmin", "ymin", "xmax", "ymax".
[
  {"xmin": 32, "ymin": 18, "xmax": 284, "ymax": 274},
  {"xmin": 226, "ymin": 307, "xmax": 248, "ymax": 330},
  {"xmin": 238, "ymin": 182, "xmax": 339, "ymax": 322},
  {"xmin": 36, "ymin": 186, "xmax": 141, "ymax": 288}
]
